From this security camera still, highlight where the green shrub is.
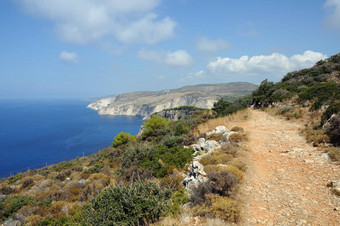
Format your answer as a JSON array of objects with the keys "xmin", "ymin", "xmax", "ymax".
[
  {"xmin": 84, "ymin": 163, "xmax": 104, "ymax": 174},
  {"xmin": 212, "ymin": 98, "xmax": 248, "ymax": 117},
  {"xmin": 8, "ymin": 173, "xmax": 22, "ymax": 185},
  {"xmin": 122, "ymin": 144, "xmax": 193, "ymax": 178},
  {"xmin": 172, "ymin": 122, "xmax": 190, "ymax": 136},
  {"xmin": 166, "ymin": 189, "xmax": 189, "ymax": 216},
  {"xmin": 54, "ymin": 161, "xmax": 73, "ymax": 172},
  {"xmin": 143, "ymin": 115, "xmax": 170, "ymax": 138},
  {"xmin": 212, "ymin": 98, "xmax": 233, "ymax": 117},
  {"xmin": 112, "ymin": 132, "xmax": 137, "ymax": 147},
  {"xmin": 252, "ymin": 79, "xmax": 276, "ymax": 107},
  {"xmin": 139, "ymin": 146, "xmax": 194, "ymax": 177},
  {"xmin": 82, "ymin": 182, "xmax": 172, "ymax": 225},
  {"xmin": 37, "ymin": 216, "xmax": 70, "ymax": 226},
  {"xmin": 298, "ymin": 83, "xmax": 339, "ymax": 109},
  {"xmin": 0, "ymin": 196, "xmax": 35, "ymax": 221},
  {"xmin": 159, "ymin": 135, "xmax": 184, "ymax": 148}
]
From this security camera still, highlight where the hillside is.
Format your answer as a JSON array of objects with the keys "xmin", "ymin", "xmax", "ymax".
[
  {"xmin": 88, "ymin": 82, "xmax": 258, "ymax": 117},
  {"xmin": 1, "ymin": 53, "xmax": 340, "ymax": 225},
  {"xmin": 252, "ymin": 52, "xmax": 340, "ymax": 147}
]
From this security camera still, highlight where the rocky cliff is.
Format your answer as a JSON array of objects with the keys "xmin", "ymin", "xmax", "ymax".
[{"xmin": 87, "ymin": 82, "xmax": 258, "ymax": 117}]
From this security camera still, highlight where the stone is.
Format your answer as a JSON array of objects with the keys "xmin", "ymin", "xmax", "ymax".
[
  {"xmin": 206, "ymin": 126, "xmax": 229, "ymax": 136},
  {"xmin": 320, "ymin": 153, "xmax": 330, "ymax": 162},
  {"xmin": 78, "ymin": 179, "xmax": 88, "ymax": 185},
  {"xmin": 198, "ymin": 138, "xmax": 206, "ymax": 148},
  {"xmin": 3, "ymin": 219, "xmax": 22, "ymax": 226},
  {"xmin": 190, "ymin": 144, "xmax": 201, "ymax": 152},
  {"xmin": 215, "ymin": 126, "xmax": 228, "ymax": 134},
  {"xmin": 61, "ymin": 205, "xmax": 69, "ymax": 215},
  {"xmin": 203, "ymin": 140, "xmax": 220, "ymax": 152}
]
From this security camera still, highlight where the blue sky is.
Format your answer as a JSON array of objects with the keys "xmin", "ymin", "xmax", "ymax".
[{"xmin": 0, "ymin": 0, "xmax": 339, "ymax": 99}]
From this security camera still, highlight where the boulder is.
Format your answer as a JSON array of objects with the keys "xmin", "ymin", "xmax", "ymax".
[
  {"xmin": 183, "ymin": 161, "xmax": 207, "ymax": 192},
  {"xmin": 323, "ymin": 113, "xmax": 340, "ymax": 146},
  {"xmin": 198, "ymin": 138, "xmax": 206, "ymax": 148},
  {"xmin": 206, "ymin": 126, "xmax": 229, "ymax": 136},
  {"xmin": 203, "ymin": 140, "xmax": 221, "ymax": 152}
]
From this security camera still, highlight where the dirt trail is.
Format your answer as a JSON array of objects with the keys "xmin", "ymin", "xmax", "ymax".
[{"xmin": 232, "ymin": 109, "xmax": 340, "ymax": 225}]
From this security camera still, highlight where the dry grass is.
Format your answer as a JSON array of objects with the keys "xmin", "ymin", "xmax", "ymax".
[
  {"xmin": 326, "ymin": 147, "xmax": 340, "ymax": 162},
  {"xmin": 303, "ymin": 128, "xmax": 330, "ymax": 146},
  {"xmin": 200, "ymin": 152, "xmax": 233, "ymax": 166},
  {"xmin": 204, "ymin": 165, "xmax": 228, "ymax": 174},
  {"xmin": 192, "ymin": 194, "xmax": 241, "ymax": 223},
  {"xmin": 197, "ymin": 109, "xmax": 250, "ymax": 134},
  {"xmin": 229, "ymin": 133, "xmax": 244, "ymax": 143}
]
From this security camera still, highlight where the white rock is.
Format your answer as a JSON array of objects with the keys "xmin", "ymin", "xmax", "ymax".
[
  {"xmin": 203, "ymin": 140, "xmax": 221, "ymax": 152},
  {"xmin": 320, "ymin": 153, "xmax": 330, "ymax": 162},
  {"xmin": 61, "ymin": 205, "xmax": 69, "ymax": 215},
  {"xmin": 190, "ymin": 144, "xmax": 201, "ymax": 152},
  {"xmin": 199, "ymin": 138, "xmax": 206, "ymax": 148},
  {"xmin": 215, "ymin": 126, "xmax": 228, "ymax": 134}
]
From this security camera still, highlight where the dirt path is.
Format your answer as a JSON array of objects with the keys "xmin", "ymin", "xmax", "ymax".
[{"xmin": 231, "ymin": 109, "xmax": 340, "ymax": 225}]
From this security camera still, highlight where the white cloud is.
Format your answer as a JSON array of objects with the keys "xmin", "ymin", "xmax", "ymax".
[
  {"xmin": 59, "ymin": 51, "xmax": 79, "ymax": 64},
  {"xmin": 116, "ymin": 14, "xmax": 176, "ymax": 44},
  {"xmin": 196, "ymin": 38, "xmax": 229, "ymax": 52},
  {"xmin": 324, "ymin": 0, "xmax": 340, "ymax": 30},
  {"xmin": 156, "ymin": 75, "xmax": 165, "ymax": 80},
  {"xmin": 179, "ymin": 70, "xmax": 205, "ymax": 82},
  {"xmin": 165, "ymin": 50, "xmax": 194, "ymax": 66},
  {"xmin": 17, "ymin": 0, "xmax": 176, "ymax": 45},
  {"xmin": 207, "ymin": 51, "xmax": 327, "ymax": 77},
  {"xmin": 138, "ymin": 49, "xmax": 194, "ymax": 67}
]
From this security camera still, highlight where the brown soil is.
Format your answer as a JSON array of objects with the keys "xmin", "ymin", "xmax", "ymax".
[{"xmin": 230, "ymin": 109, "xmax": 340, "ymax": 225}]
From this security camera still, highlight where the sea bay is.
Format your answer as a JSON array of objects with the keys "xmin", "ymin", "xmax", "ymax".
[{"xmin": 0, "ymin": 100, "xmax": 143, "ymax": 178}]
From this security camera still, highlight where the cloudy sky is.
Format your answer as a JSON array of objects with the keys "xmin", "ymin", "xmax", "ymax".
[{"xmin": 0, "ymin": 0, "xmax": 339, "ymax": 99}]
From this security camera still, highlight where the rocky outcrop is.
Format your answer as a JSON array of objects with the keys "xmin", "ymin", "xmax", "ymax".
[
  {"xmin": 323, "ymin": 113, "xmax": 340, "ymax": 146},
  {"xmin": 88, "ymin": 82, "xmax": 258, "ymax": 117},
  {"xmin": 152, "ymin": 108, "xmax": 205, "ymax": 121},
  {"xmin": 183, "ymin": 126, "xmax": 235, "ymax": 193}
]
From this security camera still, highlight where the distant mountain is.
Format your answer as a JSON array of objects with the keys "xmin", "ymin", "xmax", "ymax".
[{"xmin": 88, "ymin": 82, "xmax": 258, "ymax": 117}]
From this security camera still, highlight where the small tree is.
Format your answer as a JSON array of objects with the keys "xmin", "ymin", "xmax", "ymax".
[
  {"xmin": 112, "ymin": 132, "xmax": 136, "ymax": 147},
  {"xmin": 252, "ymin": 79, "xmax": 276, "ymax": 107},
  {"xmin": 212, "ymin": 98, "xmax": 232, "ymax": 117},
  {"xmin": 143, "ymin": 115, "xmax": 170, "ymax": 138}
]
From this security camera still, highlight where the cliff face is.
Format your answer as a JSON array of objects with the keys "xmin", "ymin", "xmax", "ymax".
[{"xmin": 88, "ymin": 82, "xmax": 258, "ymax": 117}]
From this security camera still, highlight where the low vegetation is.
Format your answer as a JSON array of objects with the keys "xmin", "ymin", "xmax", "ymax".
[
  {"xmin": 0, "ymin": 77, "xmax": 254, "ymax": 225},
  {"xmin": 252, "ymin": 52, "xmax": 340, "ymax": 151}
]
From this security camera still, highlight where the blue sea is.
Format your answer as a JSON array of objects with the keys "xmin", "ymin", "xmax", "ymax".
[{"xmin": 0, "ymin": 100, "xmax": 143, "ymax": 178}]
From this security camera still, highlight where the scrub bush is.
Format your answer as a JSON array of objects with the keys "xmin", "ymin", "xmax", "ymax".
[
  {"xmin": 82, "ymin": 182, "xmax": 171, "ymax": 225},
  {"xmin": 112, "ymin": 132, "xmax": 136, "ymax": 147}
]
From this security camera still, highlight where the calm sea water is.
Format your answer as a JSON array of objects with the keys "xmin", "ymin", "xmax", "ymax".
[{"xmin": 0, "ymin": 100, "xmax": 143, "ymax": 178}]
